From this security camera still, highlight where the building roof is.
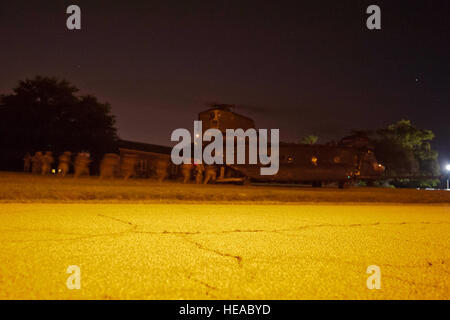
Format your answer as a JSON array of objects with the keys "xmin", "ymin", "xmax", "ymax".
[{"xmin": 199, "ymin": 106, "xmax": 255, "ymax": 124}]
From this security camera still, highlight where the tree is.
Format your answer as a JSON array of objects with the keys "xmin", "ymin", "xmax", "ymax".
[
  {"xmin": 300, "ymin": 135, "xmax": 318, "ymax": 145},
  {"xmin": 0, "ymin": 76, "xmax": 118, "ymax": 170},
  {"xmin": 357, "ymin": 119, "xmax": 440, "ymax": 187}
]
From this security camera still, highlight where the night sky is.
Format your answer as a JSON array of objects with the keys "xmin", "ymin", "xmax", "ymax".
[{"xmin": 1, "ymin": 1, "xmax": 449, "ymax": 167}]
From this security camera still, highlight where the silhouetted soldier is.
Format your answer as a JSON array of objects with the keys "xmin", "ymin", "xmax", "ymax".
[
  {"xmin": 23, "ymin": 153, "xmax": 31, "ymax": 172},
  {"xmin": 120, "ymin": 154, "xmax": 137, "ymax": 180},
  {"xmin": 41, "ymin": 151, "xmax": 54, "ymax": 175},
  {"xmin": 58, "ymin": 151, "xmax": 72, "ymax": 177},
  {"xmin": 203, "ymin": 165, "xmax": 217, "ymax": 184},
  {"xmin": 181, "ymin": 162, "xmax": 193, "ymax": 183},
  {"xmin": 155, "ymin": 158, "xmax": 169, "ymax": 182},
  {"xmin": 195, "ymin": 164, "xmax": 204, "ymax": 184},
  {"xmin": 31, "ymin": 152, "xmax": 43, "ymax": 174},
  {"xmin": 74, "ymin": 152, "xmax": 91, "ymax": 178},
  {"xmin": 100, "ymin": 153, "xmax": 120, "ymax": 179}
]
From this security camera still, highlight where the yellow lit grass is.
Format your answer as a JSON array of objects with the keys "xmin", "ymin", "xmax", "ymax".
[{"xmin": 0, "ymin": 171, "xmax": 449, "ymax": 203}]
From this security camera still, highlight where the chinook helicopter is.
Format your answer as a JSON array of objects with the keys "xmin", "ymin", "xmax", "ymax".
[{"xmin": 197, "ymin": 104, "xmax": 385, "ymax": 188}]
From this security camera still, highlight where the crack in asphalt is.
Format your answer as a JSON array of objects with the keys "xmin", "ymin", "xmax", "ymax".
[
  {"xmin": 119, "ymin": 220, "xmax": 449, "ymax": 236},
  {"xmin": 177, "ymin": 234, "xmax": 243, "ymax": 266},
  {"xmin": 288, "ymin": 252, "xmax": 450, "ymax": 291},
  {"xmin": 186, "ymin": 273, "xmax": 220, "ymax": 298},
  {"xmin": 382, "ymin": 274, "xmax": 444, "ymax": 290},
  {"xmin": 97, "ymin": 214, "xmax": 137, "ymax": 227},
  {"xmin": 97, "ymin": 214, "xmax": 244, "ymax": 269},
  {"xmin": 0, "ymin": 214, "xmax": 138, "ymax": 243},
  {"xmin": 0, "ymin": 218, "xmax": 447, "ymax": 244},
  {"xmin": 1, "ymin": 212, "xmax": 448, "ymax": 296}
]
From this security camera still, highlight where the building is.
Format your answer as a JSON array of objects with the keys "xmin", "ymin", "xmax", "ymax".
[{"xmin": 118, "ymin": 139, "xmax": 177, "ymax": 178}]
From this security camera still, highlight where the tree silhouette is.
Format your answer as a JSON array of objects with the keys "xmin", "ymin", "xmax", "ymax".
[
  {"xmin": 0, "ymin": 76, "xmax": 118, "ymax": 170},
  {"xmin": 300, "ymin": 135, "xmax": 318, "ymax": 145},
  {"xmin": 354, "ymin": 119, "xmax": 440, "ymax": 187}
]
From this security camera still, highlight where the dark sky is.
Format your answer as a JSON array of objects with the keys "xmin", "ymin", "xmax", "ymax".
[{"xmin": 1, "ymin": 0, "xmax": 449, "ymax": 166}]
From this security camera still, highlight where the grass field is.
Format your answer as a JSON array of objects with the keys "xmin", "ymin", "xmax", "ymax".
[{"xmin": 0, "ymin": 172, "xmax": 449, "ymax": 203}]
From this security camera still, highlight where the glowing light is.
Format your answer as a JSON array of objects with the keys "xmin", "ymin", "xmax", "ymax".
[{"xmin": 446, "ymin": 164, "xmax": 450, "ymax": 171}]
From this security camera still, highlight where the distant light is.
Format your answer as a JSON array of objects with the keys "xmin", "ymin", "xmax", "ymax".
[{"xmin": 446, "ymin": 164, "xmax": 450, "ymax": 171}]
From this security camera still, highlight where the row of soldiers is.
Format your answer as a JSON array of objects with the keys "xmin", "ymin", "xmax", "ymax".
[
  {"xmin": 180, "ymin": 163, "xmax": 217, "ymax": 184},
  {"xmin": 23, "ymin": 152, "xmax": 217, "ymax": 183},
  {"xmin": 99, "ymin": 153, "xmax": 169, "ymax": 182},
  {"xmin": 100, "ymin": 155, "xmax": 217, "ymax": 183},
  {"xmin": 24, "ymin": 151, "xmax": 137, "ymax": 179},
  {"xmin": 24, "ymin": 151, "xmax": 91, "ymax": 178}
]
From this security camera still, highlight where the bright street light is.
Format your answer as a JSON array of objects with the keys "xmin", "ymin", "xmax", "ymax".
[{"xmin": 446, "ymin": 164, "xmax": 450, "ymax": 190}]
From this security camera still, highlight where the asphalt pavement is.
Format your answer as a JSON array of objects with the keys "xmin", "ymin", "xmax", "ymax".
[{"xmin": 0, "ymin": 203, "xmax": 448, "ymax": 299}]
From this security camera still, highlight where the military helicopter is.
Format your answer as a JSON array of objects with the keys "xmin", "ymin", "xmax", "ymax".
[{"xmin": 197, "ymin": 104, "xmax": 385, "ymax": 188}]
